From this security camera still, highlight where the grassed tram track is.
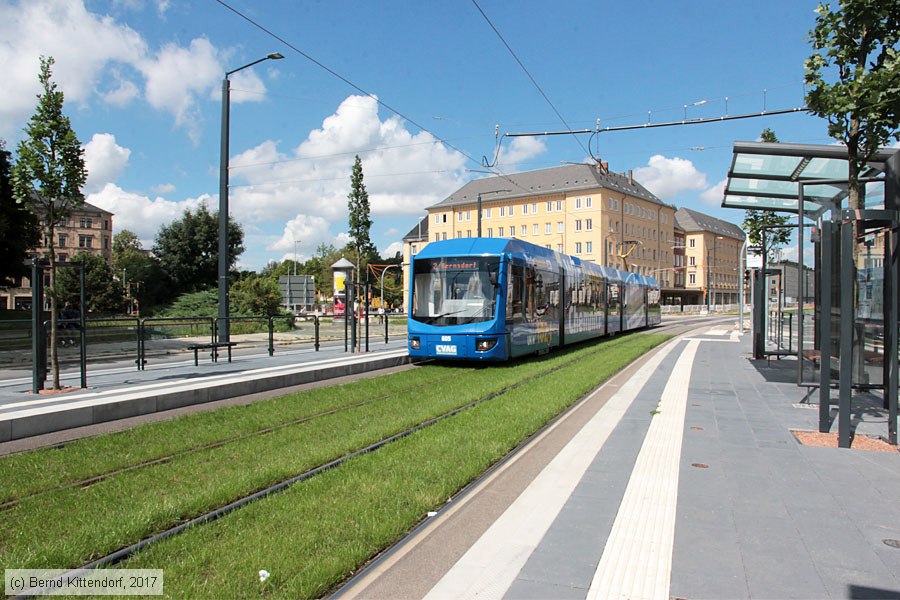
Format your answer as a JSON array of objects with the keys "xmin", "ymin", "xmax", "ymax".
[
  {"xmin": 0, "ymin": 369, "xmax": 463, "ymax": 511},
  {"xmin": 0, "ymin": 334, "xmax": 646, "ymax": 574}
]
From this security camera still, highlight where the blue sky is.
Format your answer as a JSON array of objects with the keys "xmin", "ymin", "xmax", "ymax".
[{"xmin": 0, "ymin": 0, "xmax": 842, "ymax": 269}]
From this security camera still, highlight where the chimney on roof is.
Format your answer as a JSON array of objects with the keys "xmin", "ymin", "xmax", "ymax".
[
  {"xmin": 628, "ymin": 169, "xmax": 633, "ymax": 185},
  {"xmin": 600, "ymin": 161, "xmax": 609, "ymax": 174}
]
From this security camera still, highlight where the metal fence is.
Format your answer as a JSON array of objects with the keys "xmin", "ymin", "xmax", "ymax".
[{"xmin": 0, "ymin": 312, "xmax": 409, "ymax": 390}]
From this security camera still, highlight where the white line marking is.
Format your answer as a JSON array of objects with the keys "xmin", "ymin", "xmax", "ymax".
[
  {"xmin": 423, "ymin": 339, "xmax": 683, "ymax": 600},
  {"xmin": 587, "ymin": 339, "xmax": 699, "ymax": 600}
]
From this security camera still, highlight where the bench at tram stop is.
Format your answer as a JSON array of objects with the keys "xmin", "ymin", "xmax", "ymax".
[{"xmin": 186, "ymin": 341, "xmax": 237, "ymax": 366}]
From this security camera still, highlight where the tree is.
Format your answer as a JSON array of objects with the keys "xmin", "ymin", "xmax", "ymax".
[
  {"xmin": 0, "ymin": 139, "xmax": 39, "ymax": 287},
  {"xmin": 742, "ymin": 129, "xmax": 792, "ymax": 261},
  {"xmin": 347, "ymin": 155, "xmax": 375, "ymax": 278},
  {"xmin": 12, "ymin": 56, "xmax": 87, "ymax": 389},
  {"xmin": 112, "ymin": 230, "xmax": 170, "ymax": 313},
  {"xmin": 153, "ymin": 204, "xmax": 243, "ymax": 295},
  {"xmin": 231, "ymin": 275, "xmax": 283, "ymax": 316},
  {"xmin": 56, "ymin": 253, "xmax": 125, "ymax": 313},
  {"xmin": 805, "ymin": 0, "xmax": 900, "ymax": 212}
]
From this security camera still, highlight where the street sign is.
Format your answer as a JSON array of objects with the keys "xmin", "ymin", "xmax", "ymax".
[
  {"xmin": 279, "ymin": 275, "xmax": 316, "ymax": 309},
  {"xmin": 746, "ymin": 247, "xmax": 763, "ymax": 269}
]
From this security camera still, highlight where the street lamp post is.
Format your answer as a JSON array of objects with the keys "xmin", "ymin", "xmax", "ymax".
[{"xmin": 218, "ymin": 52, "xmax": 284, "ymax": 343}]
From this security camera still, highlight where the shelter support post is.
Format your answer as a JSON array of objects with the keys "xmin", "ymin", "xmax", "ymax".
[
  {"xmin": 885, "ymin": 151, "xmax": 899, "ymax": 444},
  {"xmin": 838, "ymin": 219, "xmax": 853, "ymax": 449},
  {"xmin": 818, "ymin": 220, "xmax": 833, "ymax": 433}
]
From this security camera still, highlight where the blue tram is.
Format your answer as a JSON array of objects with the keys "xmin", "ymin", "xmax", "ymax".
[{"xmin": 407, "ymin": 238, "xmax": 660, "ymax": 361}]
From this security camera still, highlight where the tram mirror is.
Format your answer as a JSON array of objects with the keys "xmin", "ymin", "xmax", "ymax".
[{"xmin": 489, "ymin": 268, "xmax": 499, "ymax": 287}]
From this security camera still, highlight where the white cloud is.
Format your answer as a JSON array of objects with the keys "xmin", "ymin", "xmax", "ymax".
[
  {"xmin": 137, "ymin": 38, "xmax": 222, "ymax": 143},
  {"xmin": 496, "ymin": 136, "xmax": 546, "ymax": 168},
  {"xmin": 0, "ymin": 0, "xmax": 146, "ymax": 138},
  {"xmin": 153, "ymin": 183, "xmax": 176, "ymax": 194},
  {"xmin": 270, "ymin": 214, "xmax": 336, "ymax": 255},
  {"xmin": 228, "ymin": 95, "xmax": 468, "ymax": 226},
  {"xmin": 87, "ymin": 183, "xmax": 208, "ymax": 244},
  {"xmin": 699, "ymin": 178, "xmax": 727, "ymax": 206},
  {"xmin": 382, "ymin": 241, "xmax": 403, "ymax": 258},
  {"xmin": 632, "ymin": 155, "xmax": 708, "ymax": 200},
  {"xmin": 83, "ymin": 133, "xmax": 131, "ymax": 193}
]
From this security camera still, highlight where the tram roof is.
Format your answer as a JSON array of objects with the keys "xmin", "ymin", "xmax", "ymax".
[{"xmin": 722, "ymin": 141, "xmax": 898, "ymax": 215}]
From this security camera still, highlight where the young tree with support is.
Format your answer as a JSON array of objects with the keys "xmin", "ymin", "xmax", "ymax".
[{"xmin": 12, "ymin": 56, "xmax": 87, "ymax": 389}]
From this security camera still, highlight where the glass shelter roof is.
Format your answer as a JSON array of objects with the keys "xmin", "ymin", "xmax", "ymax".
[{"xmin": 722, "ymin": 141, "xmax": 897, "ymax": 214}]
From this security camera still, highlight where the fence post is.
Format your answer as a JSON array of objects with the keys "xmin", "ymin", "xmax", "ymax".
[
  {"xmin": 384, "ymin": 312, "xmax": 389, "ymax": 344},
  {"xmin": 314, "ymin": 315, "xmax": 320, "ymax": 351},
  {"xmin": 364, "ymin": 282, "xmax": 370, "ymax": 353},
  {"xmin": 268, "ymin": 317, "xmax": 275, "ymax": 357},
  {"xmin": 788, "ymin": 313, "xmax": 793, "ymax": 353}
]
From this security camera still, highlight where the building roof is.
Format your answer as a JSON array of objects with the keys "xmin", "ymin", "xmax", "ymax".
[
  {"xmin": 674, "ymin": 208, "xmax": 744, "ymax": 240},
  {"xmin": 402, "ymin": 216, "xmax": 429, "ymax": 242},
  {"xmin": 429, "ymin": 164, "xmax": 668, "ymax": 210}
]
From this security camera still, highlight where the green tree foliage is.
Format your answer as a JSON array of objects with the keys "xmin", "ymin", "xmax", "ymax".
[
  {"xmin": 742, "ymin": 129, "xmax": 792, "ymax": 261},
  {"xmin": 153, "ymin": 204, "xmax": 243, "ymax": 295},
  {"xmin": 156, "ymin": 289, "xmax": 217, "ymax": 318},
  {"xmin": 231, "ymin": 275, "xmax": 283, "ymax": 316},
  {"xmin": 112, "ymin": 230, "xmax": 170, "ymax": 312},
  {"xmin": 56, "ymin": 253, "xmax": 125, "ymax": 314},
  {"xmin": 805, "ymin": 0, "xmax": 900, "ymax": 210},
  {"xmin": 0, "ymin": 139, "xmax": 39, "ymax": 287},
  {"xmin": 347, "ymin": 156, "xmax": 375, "ymax": 267},
  {"xmin": 11, "ymin": 56, "xmax": 87, "ymax": 389}
]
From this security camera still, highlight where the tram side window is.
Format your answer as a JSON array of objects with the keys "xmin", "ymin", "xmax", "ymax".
[
  {"xmin": 507, "ymin": 264, "xmax": 525, "ymax": 324},
  {"xmin": 608, "ymin": 282, "xmax": 620, "ymax": 316}
]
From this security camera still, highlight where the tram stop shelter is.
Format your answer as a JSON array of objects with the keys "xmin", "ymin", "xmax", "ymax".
[{"xmin": 722, "ymin": 141, "xmax": 899, "ymax": 448}]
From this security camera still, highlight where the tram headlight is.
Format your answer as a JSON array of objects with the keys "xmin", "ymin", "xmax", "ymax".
[
  {"xmin": 409, "ymin": 336, "xmax": 420, "ymax": 350},
  {"xmin": 475, "ymin": 338, "xmax": 497, "ymax": 352}
]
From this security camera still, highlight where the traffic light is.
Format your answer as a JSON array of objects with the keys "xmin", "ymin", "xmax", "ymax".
[{"xmin": 744, "ymin": 269, "xmax": 751, "ymax": 284}]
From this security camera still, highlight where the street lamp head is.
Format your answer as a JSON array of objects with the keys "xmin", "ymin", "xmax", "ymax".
[{"xmin": 267, "ymin": 53, "xmax": 285, "ymax": 60}]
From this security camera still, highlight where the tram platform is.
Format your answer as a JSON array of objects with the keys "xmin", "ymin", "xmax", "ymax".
[
  {"xmin": 0, "ymin": 339, "xmax": 409, "ymax": 446},
  {"xmin": 337, "ymin": 324, "xmax": 900, "ymax": 600}
]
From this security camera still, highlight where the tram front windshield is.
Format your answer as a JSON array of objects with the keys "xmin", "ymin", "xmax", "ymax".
[{"xmin": 412, "ymin": 257, "xmax": 499, "ymax": 326}]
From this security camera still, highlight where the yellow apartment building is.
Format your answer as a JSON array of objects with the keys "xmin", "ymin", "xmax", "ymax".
[
  {"xmin": 674, "ymin": 208, "xmax": 745, "ymax": 308},
  {"xmin": 402, "ymin": 163, "xmax": 679, "ymax": 304}
]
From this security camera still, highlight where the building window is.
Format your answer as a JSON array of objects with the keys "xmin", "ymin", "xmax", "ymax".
[
  {"xmin": 458, "ymin": 212, "xmax": 463, "ymax": 222},
  {"xmin": 466, "ymin": 211, "xmax": 471, "ymax": 221},
  {"xmin": 522, "ymin": 204, "xmax": 529, "ymax": 215},
  {"xmin": 411, "ymin": 244, "xmax": 418, "ymax": 255},
  {"xmin": 456, "ymin": 231, "xmax": 462, "ymax": 238},
  {"xmin": 556, "ymin": 244, "xmax": 563, "ymax": 252},
  {"xmin": 467, "ymin": 230, "xmax": 472, "ymax": 237},
  {"xmin": 520, "ymin": 225, "xmax": 527, "ymax": 236},
  {"xmin": 499, "ymin": 206, "xmax": 506, "ymax": 217},
  {"xmin": 484, "ymin": 208, "xmax": 491, "ymax": 218},
  {"xmin": 441, "ymin": 232, "xmax": 447, "ymax": 240},
  {"xmin": 58, "ymin": 253, "xmax": 68, "ymax": 262},
  {"xmin": 434, "ymin": 234, "xmax": 440, "ymax": 241},
  {"xmin": 78, "ymin": 235, "xmax": 93, "ymax": 248},
  {"xmin": 586, "ymin": 241, "xmax": 593, "ymax": 254},
  {"xmin": 586, "ymin": 218, "xmax": 592, "ymax": 231},
  {"xmin": 689, "ymin": 273, "xmax": 696, "ymax": 285},
  {"xmin": 575, "ymin": 198, "xmax": 582, "ymax": 209},
  {"xmin": 556, "ymin": 200, "xmax": 562, "ymax": 211},
  {"xmin": 689, "ymin": 238, "xmax": 695, "ymax": 248},
  {"xmin": 434, "ymin": 214, "xmax": 439, "ymax": 224},
  {"xmin": 557, "ymin": 221, "xmax": 563, "ymax": 233},
  {"xmin": 499, "ymin": 226, "xmax": 505, "ymax": 237},
  {"xmin": 508, "ymin": 205, "xmax": 514, "ymax": 216},
  {"xmin": 488, "ymin": 228, "xmax": 493, "ymax": 237},
  {"xmin": 531, "ymin": 203, "xmax": 537, "ymax": 214},
  {"xmin": 689, "ymin": 256, "xmax": 695, "ymax": 266},
  {"xmin": 585, "ymin": 197, "xmax": 592, "ymax": 208},
  {"xmin": 575, "ymin": 242, "xmax": 582, "ymax": 253},
  {"xmin": 546, "ymin": 201, "xmax": 552, "ymax": 212},
  {"xmin": 545, "ymin": 222, "xmax": 551, "ymax": 234},
  {"xmin": 575, "ymin": 219, "xmax": 582, "ymax": 231},
  {"xmin": 80, "ymin": 217, "xmax": 93, "ymax": 229},
  {"xmin": 57, "ymin": 234, "xmax": 67, "ymax": 247},
  {"xmin": 533, "ymin": 224, "xmax": 539, "ymax": 235}
]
